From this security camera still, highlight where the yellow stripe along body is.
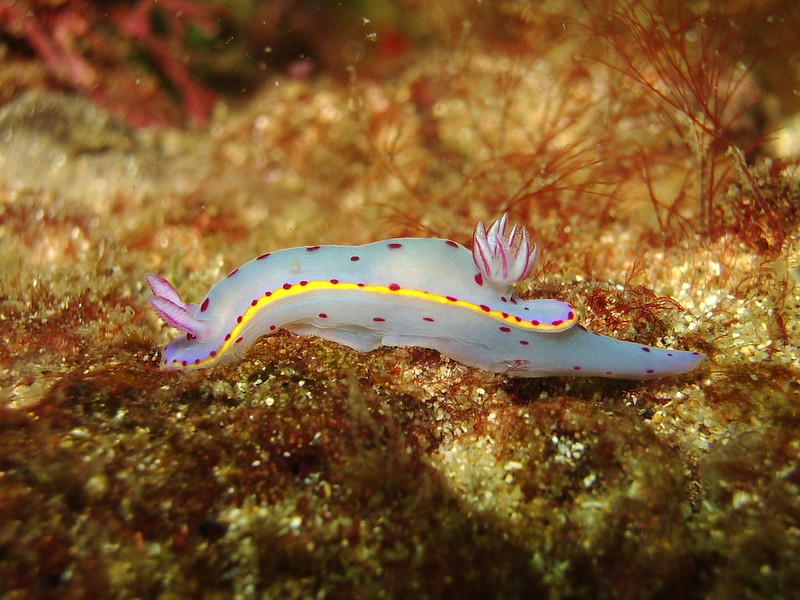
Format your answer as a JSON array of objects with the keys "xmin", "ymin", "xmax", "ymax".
[{"xmin": 199, "ymin": 280, "xmax": 577, "ymax": 369}]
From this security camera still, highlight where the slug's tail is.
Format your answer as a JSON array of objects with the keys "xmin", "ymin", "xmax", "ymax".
[{"xmin": 146, "ymin": 274, "xmax": 208, "ymax": 339}]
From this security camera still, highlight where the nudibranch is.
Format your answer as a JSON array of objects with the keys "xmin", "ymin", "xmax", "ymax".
[{"xmin": 147, "ymin": 215, "xmax": 704, "ymax": 379}]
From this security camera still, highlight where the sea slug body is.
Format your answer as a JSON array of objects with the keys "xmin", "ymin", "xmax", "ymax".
[{"xmin": 147, "ymin": 215, "xmax": 704, "ymax": 379}]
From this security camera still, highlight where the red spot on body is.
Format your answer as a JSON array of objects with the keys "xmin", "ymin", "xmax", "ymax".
[
  {"xmin": 200, "ymin": 298, "xmax": 210, "ymax": 312},
  {"xmin": 227, "ymin": 268, "xmax": 239, "ymax": 278},
  {"xmin": 319, "ymin": 313, "xmax": 328, "ymax": 319},
  {"xmin": 667, "ymin": 353, "xmax": 673, "ymax": 356},
  {"xmin": 510, "ymin": 298, "xmax": 518, "ymax": 304},
  {"xmin": 531, "ymin": 320, "xmax": 540, "ymax": 326},
  {"xmin": 373, "ymin": 317, "xmax": 386, "ymax": 322},
  {"xmin": 474, "ymin": 273, "xmax": 483, "ymax": 286},
  {"xmin": 389, "ymin": 283, "xmax": 401, "ymax": 291},
  {"xmin": 350, "ymin": 256, "xmax": 360, "ymax": 262},
  {"xmin": 236, "ymin": 337, "xmax": 243, "ymax": 344},
  {"xmin": 567, "ymin": 311, "xmax": 575, "ymax": 320},
  {"xmin": 330, "ymin": 279, "xmax": 339, "ymax": 284},
  {"xmin": 388, "ymin": 242, "xmax": 403, "ymax": 249},
  {"xmin": 446, "ymin": 296, "xmax": 457, "ymax": 302},
  {"xmin": 237, "ymin": 316, "xmax": 243, "ymax": 323},
  {"xmin": 251, "ymin": 299, "xmax": 258, "ymax": 306},
  {"xmin": 445, "ymin": 240, "xmax": 458, "ymax": 248},
  {"xmin": 551, "ymin": 320, "xmax": 563, "ymax": 326},
  {"xmin": 423, "ymin": 317, "xmax": 434, "ymax": 322},
  {"xmin": 300, "ymin": 280, "xmax": 308, "ymax": 286},
  {"xmin": 224, "ymin": 333, "xmax": 231, "ymax": 341},
  {"xmin": 182, "ymin": 360, "xmax": 188, "ymax": 366},
  {"xmin": 641, "ymin": 347, "xmax": 651, "ymax": 352},
  {"xmin": 283, "ymin": 283, "xmax": 292, "ymax": 290},
  {"xmin": 647, "ymin": 369, "xmax": 655, "ymax": 374},
  {"xmin": 502, "ymin": 312, "xmax": 509, "ymax": 318},
  {"xmin": 573, "ymin": 366, "xmax": 581, "ymax": 371},
  {"xmin": 257, "ymin": 253, "xmax": 271, "ymax": 260},
  {"xmin": 210, "ymin": 351, "xmax": 217, "ymax": 357},
  {"xmin": 519, "ymin": 340, "xmax": 530, "ymax": 345},
  {"xmin": 187, "ymin": 333, "xmax": 196, "ymax": 340},
  {"xmin": 515, "ymin": 316, "xmax": 522, "ymax": 322},
  {"xmin": 194, "ymin": 359, "xmax": 200, "ymax": 365},
  {"xmin": 500, "ymin": 296, "xmax": 507, "ymax": 302},
  {"xmin": 499, "ymin": 326, "xmax": 511, "ymax": 332},
  {"xmin": 479, "ymin": 304, "xmax": 491, "ymax": 312},
  {"xmin": 269, "ymin": 325, "xmax": 276, "ymax": 330},
  {"xmin": 357, "ymin": 283, "xmax": 365, "ymax": 287},
  {"xmin": 306, "ymin": 246, "xmax": 320, "ymax": 251},
  {"xmin": 605, "ymin": 371, "xmax": 613, "ymax": 375}
]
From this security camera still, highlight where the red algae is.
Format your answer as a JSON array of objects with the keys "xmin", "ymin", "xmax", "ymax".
[{"xmin": 1, "ymin": 1, "xmax": 799, "ymax": 598}]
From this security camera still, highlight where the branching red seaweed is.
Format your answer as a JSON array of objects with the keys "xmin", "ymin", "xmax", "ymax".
[
  {"xmin": 0, "ymin": 0, "xmax": 223, "ymax": 126},
  {"xmin": 578, "ymin": 0, "xmax": 791, "ymax": 250}
]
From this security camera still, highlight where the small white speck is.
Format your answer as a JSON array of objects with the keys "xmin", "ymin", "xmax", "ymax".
[{"xmin": 732, "ymin": 490, "xmax": 753, "ymax": 509}]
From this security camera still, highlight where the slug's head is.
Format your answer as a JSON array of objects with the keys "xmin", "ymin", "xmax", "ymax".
[
  {"xmin": 147, "ymin": 274, "xmax": 217, "ymax": 369},
  {"xmin": 472, "ymin": 214, "xmax": 537, "ymax": 290}
]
